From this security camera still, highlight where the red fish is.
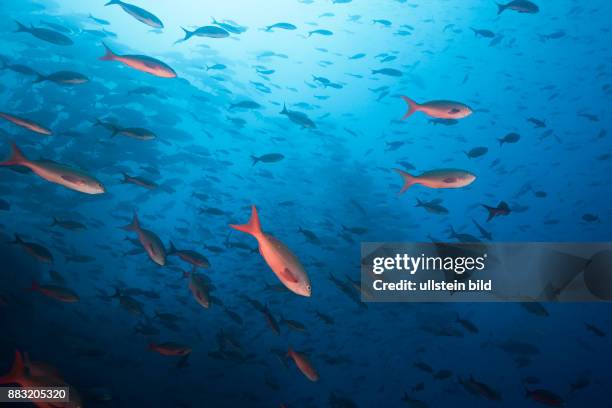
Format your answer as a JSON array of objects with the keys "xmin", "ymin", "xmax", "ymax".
[
  {"xmin": 148, "ymin": 342, "xmax": 192, "ymax": 356},
  {"xmin": 28, "ymin": 281, "xmax": 79, "ymax": 303},
  {"xmin": 287, "ymin": 347, "xmax": 319, "ymax": 381},
  {"xmin": 401, "ymin": 96, "xmax": 472, "ymax": 120},
  {"xmin": 525, "ymin": 388, "xmax": 564, "ymax": 406},
  {"xmin": 394, "ymin": 168, "xmax": 476, "ymax": 193},
  {"xmin": 229, "ymin": 206, "xmax": 311, "ymax": 297},
  {"xmin": 482, "ymin": 201, "xmax": 511, "ymax": 221},
  {"xmin": 0, "ymin": 112, "xmax": 51, "ymax": 135},
  {"xmin": 100, "ymin": 42, "xmax": 176, "ymax": 78}
]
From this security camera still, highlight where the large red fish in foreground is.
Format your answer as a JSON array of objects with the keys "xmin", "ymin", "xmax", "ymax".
[{"xmin": 229, "ymin": 206, "xmax": 311, "ymax": 297}]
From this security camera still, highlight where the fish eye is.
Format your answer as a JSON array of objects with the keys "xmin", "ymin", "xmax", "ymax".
[{"xmin": 306, "ymin": 284, "xmax": 311, "ymax": 291}]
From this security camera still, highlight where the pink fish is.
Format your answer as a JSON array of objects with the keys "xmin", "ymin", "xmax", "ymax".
[
  {"xmin": 229, "ymin": 206, "xmax": 311, "ymax": 297},
  {"xmin": 100, "ymin": 42, "xmax": 176, "ymax": 78},
  {"xmin": 394, "ymin": 168, "xmax": 476, "ymax": 193},
  {"xmin": 0, "ymin": 112, "xmax": 51, "ymax": 135},
  {"xmin": 0, "ymin": 142, "xmax": 105, "ymax": 194},
  {"xmin": 401, "ymin": 96, "xmax": 472, "ymax": 120}
]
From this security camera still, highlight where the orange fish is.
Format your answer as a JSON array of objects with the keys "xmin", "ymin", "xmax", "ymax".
[
  {"xmin": 0, "ymin": 350, "xmax": 82, "ymax": 408},
  {"xmin": 0, "ymin": 112, "xmax": 51, "ymax": 135},
  {"xmin": 100, "ymin": 42, "xmax": 176, "ymax": 78},
  {"xmin": 287, "ymin": 347, "xmax": 319, "ymax": 381},
  {"xmin": 0, "ymin": 143, "xmax": 105, "ymax": 194},
  {"xmin": 28, "ymin": 281, "xmax": 79, "ymax": 303},
  {"xmin": 401, "ymin": 96, "xmax": 472, "ymax": 120},
  {"xmin": 394, "ymin": 168, "xmax": 476, "ymax": 193},
  {"xmin": 230, "ymin": 206, "xmax": 311, "ymax": 297},
  {"xmin": 148, "ymin": 342, "xmax": 192, "ymax": 356}
]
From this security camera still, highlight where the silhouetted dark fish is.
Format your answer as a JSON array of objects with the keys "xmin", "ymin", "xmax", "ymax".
[
  {"xmin": 105, "ymin": 0, "xmax": 163, "ymax": 28},
  {"xmin": 14, "ymin": 21, "xmax": 73, "ymax": 45}
]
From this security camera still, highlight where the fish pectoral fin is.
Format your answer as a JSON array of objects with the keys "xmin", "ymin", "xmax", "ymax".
[
  {"xmin": 280, "ymin": 267, "xmax": 299, "ymax": 283},
  {"xmin": 442, "ymin": 177, "xmax": 457, "ymax": 183}
]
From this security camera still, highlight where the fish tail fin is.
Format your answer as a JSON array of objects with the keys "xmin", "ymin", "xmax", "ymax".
[
  {"xmin": 50, "ymin": 217, "xmax": 58, "ymax": 227},
  {"xmin": 181, "ymin": 27, "xmax": 193, "ymax": 41},
  {"xmin": 280, "ymin": 103, "xmax": 288, "ymax": 115},
  {"xmin": 400, "ymin": 96, "xmax": 420, "ymax": 120},
  {"xmin": 470, "ymin": 27, "xmax": 477, "ymax": 35},
  {"xmin": 32, "ymin": 73, "xmax": 46, "ymax": 83},
  {"xmin": 482, "ymin": 205, "xmax": 495, "ymax": 221},
  {"xmin": 0, "ymin": 351, "xmax": 25, "ymax": 385},
  {"xmin": 496, "ymin": 2, "xmax": 506, "ymax": 14},
  {"xmin": 229, "ymin": 205, "xmax": 263, "ymax": 238},
  {"xmin": 10, "ymin": 234, "xmax": 23, "ymax": 245},
  {"xmin": 393, "ymin": 168, "xmax": 416, "ymax": 194},
  {"xmin": 122, "ymin": 212, "xmax": 140, "ymax": 232},
  {"xmin": 307, "ymin": 31, "xmax": 313, "ymax": 37},
  {"xmin": 498, "ymin": 138, "xmax": 504, "ymax": 146},
  {"xmin": 286, "ymin": 347, "xmax": 293, "ymax": 357},
  {"xmin": 99, "ymin": 42, "xmax": 116, "ymax": 61},
  {"xmin": 0, "ymin": 142, "xmax": 28, "ymax": 166},
  {"xmin": 415, "ymin": 198, "xmax": 423, "ymax": 207},
  {"xmin": 449, "ymin": 225, "xmax": 457, "ymax": 237},
  {"xmin": 14, "ymin": 20, "xmax": 28, "ymax": 32},
  {"xmin": 250, "ymin": 155, "xmax": 259, "ymax": 166},
  {"xmin": 168, "ymin": 241, "xmax": 177, "ymax": 254},
  {"xmin": 120, "ymin": 172, "xmax": 128, "ymax": 182}
]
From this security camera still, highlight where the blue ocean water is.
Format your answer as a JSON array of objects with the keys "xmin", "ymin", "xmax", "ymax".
[{"xmin": 0, "ymin": 0, "xmax": 611, "ymax": 407}]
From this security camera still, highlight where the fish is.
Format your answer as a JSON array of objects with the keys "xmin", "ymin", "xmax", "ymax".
[
  {"xmin": 0, "ymin": 112, "xmax": 52, "ymax": 135},
  {"xmin": 472, "ymin": 218, "xmax": 493, "ymax": 240},
  {"xmin": 105, "ymin": 0, "xmax": 164, "ymax": 28},
  {"xmin": 0, "ymin": 142, "xmax": 105, "ymax": 194},
  {"xmin": 95, "ymin": 119, "xmax": 156, "ymax": 140},
  {"xmin": 265, "ymin": 23, "xmax": 297, "ymax": 31},
  {"xmin": 11, "ymin": 234, "xmax": 53, "ymax": 263},
  {"xmin": 28, "ymin": 281, "xmax": 79, "ymax": 303},
  {"xmin": 179, "ymin": 26, "xmax": 229, "ymax": 42},
  {"xmin": 525, "ymin": 388, "xmax": 563, "ymax": 406},
  {"xmin": 465, "ymin": 147, "xmax": 488, "ymax": 158},
  {"xmin": 230, "ymin": 100, "xmax": 261, "ymax": 110},
  {"xmin": 499, "ymin": 132, "xmax": 520, "ymax": 145},
  {"xmin": 229, "ymin": 206, "xmax": 311, "ymax": 297},
  {"xmin": 394, "ymin": 168, "xmax": 476, "ymax": 193},
  {"xmin": 148, "ymin": 342, "xmax": 191, "ymax": 356},
  {"xmin": 100, "ymin": 42, "xmax": 176, "ymax": 78},
  {"xmin": 471, "ymin": 28, "xmax": 495, "ymax": 38},
  {"xmin": 497, "ymin": 0, "xmax": 539, "ymax": 14},
  {"xmin": 401, "ymin": 96, "xmax": 472, "ymax": 120},
  {"xmin": 188, "ymin": 272, "xmax": 211, "ymax": 309},
  {"xmin": 308, "ymin": 29, "xmax": 333, "ymax": 37},
  {"xmin": 121, "ymin": 173, "xmax": 158, "ymax": 189},
  {"xmin": 372, "ymin": 68, "xmax": 403, "ymax": 77},
  {"xmin": 415, "ymin": 198, "xmax": 448, "ymax": 215},
  {"xmin": 287, "ymin": 348, "xmax": 319, "ymax": 381},
  {"xmin": 212, "ymin": 18, "xmax": 246, "ymax": 34},
  {"xmin": 33, "ymin": 71, "xmax": 89, "ymax": 85},
  {"xmin": 482, "ymin": 201, "xmax": 511, "ymax": 221},
  {"xmin": 122, "ymin": 212, "xmax": 166, "ymax": 266},
  {"xmin": 50, "ymin": 217, "xmax": 86, "ymax": 230},
  {"xmin": 168, "ymin": 241, "xmax": 210, "ymax": 269},
  {"xmin": 89, "ymin": 13, "xmax": 110, "ymax": 25},
  {"xmin": 280, "ymin": 104, "xmax": 316, "ymax": 129},
  {"xmin": 14, "ymin": 21, "xmax": 73, "ymax": 45},
  {"xmin": 251, "ymin": 153, "xmax": 284, "ymax": 165}
]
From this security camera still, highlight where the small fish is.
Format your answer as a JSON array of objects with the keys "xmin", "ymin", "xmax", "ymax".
[
  {"xmin": 0, "ymin": 112, "xmax": 51, "ymax": 135},
  {"xmin": 465, "ymin": 147, "xmax": 488, "ymax": 158},
  {"xmin": 148, "ymin": 342, "xmax": 191, "ymax": 356},
  {"xmin": 251, "ymin": 153, "xmax": 284, "ymax": 165},
  {"xmin": 14, "ymin": 21, "xmax": 73, "ymax": 45},
  {"xmin": 34, "ymin": 71, "xmax": 88, "ymax": 85},
  {"xmin": 394, "ymin": 168, "xmax": 476, "ymax": 193},
  {"xmin": 287, "ymin": 348, "xmax": 319, "ymax": 381},
  {"xmin": 265, "ymin": 23, "xmax": 297, "ymax": 31},
  {"xmin": 308, "ymin": 29, "xmax": 333, "ymax": 37},
  {"xmin": 89, "ymin": 13, "xmax": 110, "ymax": 25},
  {"xmin": 372, "ymin": 68, "xmax": 403, "ymax": 77},
  {"xmin": 499, "ymin": 132, "xmax": 520, "ymax": 145},
  {"xmin": 121, "ymin": 173, "xmax": 158, "ymax": 190},
  {"xmin": 471, "ymin": 27, "xmax": 495, "ymax": 38},
  {"xmin": 401, "ymin": 96, "xmax": 472, "ymax": 120},
  {"xmin": 497, "ymin": 0, "xmax": 539, "ymax": 15},
  {"xmin": 168, "ymin": 241, "xmax": 210, "ymax": 269},
  {"xmin": 105, "ymin": 0, "xmax": 163, "ymax": 28},
  {"xmin": 482, "ymin": 201, "xmax": 511, "ymax": 221},
  {"xmin": 179, "ymin": 25, "xmax": 229, "ymax": 42},
  {"xmin": 122, "ymin": 212, "xmax": 166, "ymax": 266},
  {"xmin": 11, "ymin": 234, "xmax": 53, "ymax": 263},
  {"xmin": 28, "ymin": 281, "xmax": 78, "ymax": 303},
  {"xmin": 188, "ymin": 272, "xmax": 211, "ymax": 308},
  {"xmin": 50, "ymin": 217, "xmax": 86, "ymax": 230},
  {"xmin": 525, "ymin": 388, "xmax": 563, "ymax": 406},
  {"xmin": 100, "ymin": 42, "xmax": 176, "ymax": 78}
]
